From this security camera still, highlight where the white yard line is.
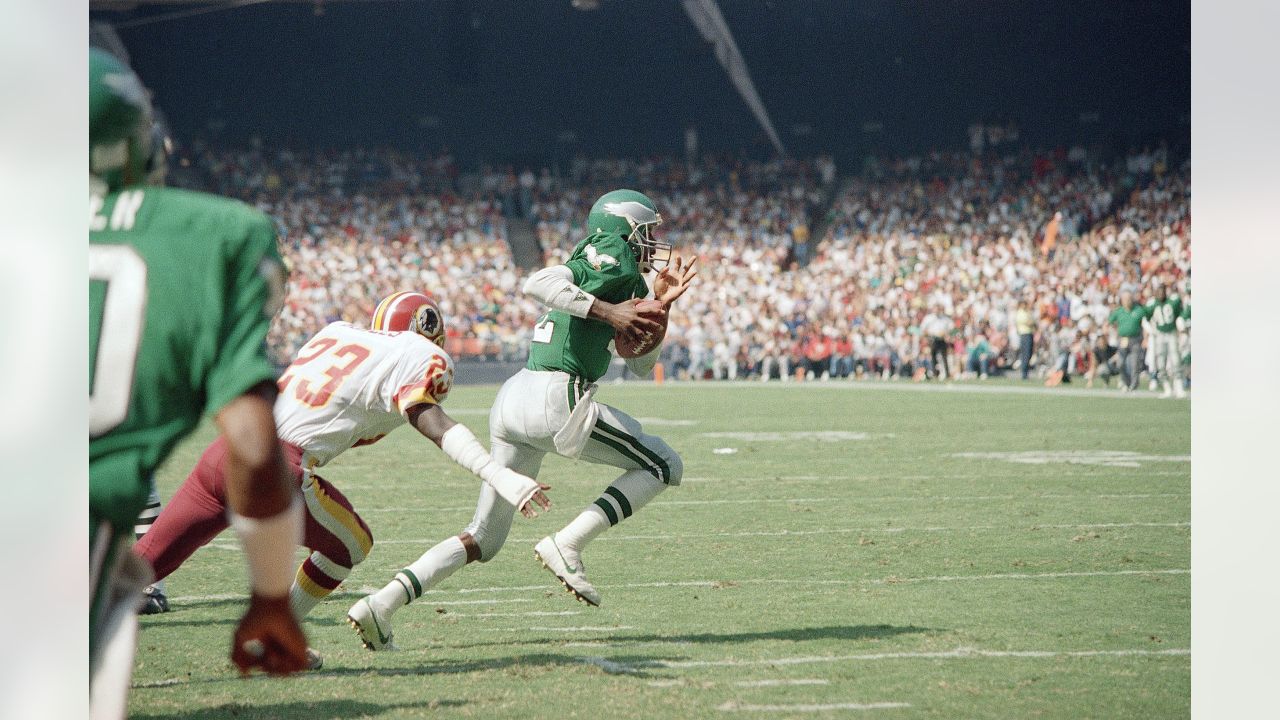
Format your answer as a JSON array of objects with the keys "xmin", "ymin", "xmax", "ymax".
[
  {"xmin": 355, "ymin": 492, "xmax": 1189, "ymax": 514},
  {"xmin": 664, "ymin": 646, "xmax": 1191, "ymax": 669},
  {"xmin": 659, "ymin": 378, "xmax": 1181, "ymax": 401},
  {"xmin": 170, "ymin": 567, "xmax": 1188, "ymax": 605},
  {"xmin": 418, "ymin": 568, "xmax": 1192, "ymax": 597},
  {"xmin": 354, "ymin": 521, "xmax": 1191, "ymax": 547},
  {"xmin": 197, "ymin": 519, "xmax": 1187, "ymax": 556},
  {"xmin": 718, "ymin": 701, "xmax": 911, "ymax": 712}
]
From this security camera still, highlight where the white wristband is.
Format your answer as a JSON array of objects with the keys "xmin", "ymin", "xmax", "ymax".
[
  {"xmin": 227, "ymin": 496, "xmax": 303, "ymax": 599},
  {"xmin": 440, "ymin": 424, "xmax": 540, "ymax": 508}
]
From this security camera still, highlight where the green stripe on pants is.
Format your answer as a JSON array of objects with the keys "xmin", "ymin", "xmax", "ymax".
[
  {"xmin": 589, "ymin": 430, "xmax": 662, "ymax": 482},
  {"xmin": 593, "ymin": 497, "xmax": 619, "ymax": 525},
  {"xmin": 603, "ymin": 486, "xmax": 633, "ymax": 518},
  {"xmin": 593, "ymin": 421, "xmax": 671, "ymax": 484}
]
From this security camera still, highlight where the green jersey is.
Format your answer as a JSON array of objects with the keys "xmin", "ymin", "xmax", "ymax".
[
  {"xmin": 526, "ymin": 232, "xmax": 649, "ymax": 382},
  {"xmin": 1145, "ymin": 295, "xmax": 1183, "ymax": 333},
  {"xmin": 89, "ymin": 186, "xmax": 285, "ymax": 531},
  {"xmin": 1108, "ymin": 304, "xmax": 1146, "ymax": 338}
]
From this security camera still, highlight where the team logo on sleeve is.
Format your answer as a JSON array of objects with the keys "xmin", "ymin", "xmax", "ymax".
[{"xmin": 585, "ymin": 244, "xmax": 618, "ymax": 270}]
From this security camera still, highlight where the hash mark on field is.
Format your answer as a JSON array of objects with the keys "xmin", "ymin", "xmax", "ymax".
[
  {"xmin": 665, "ymin": 646, "xmax": 1191, "ymax": 669},
  {"xmin": 718, "ymin": 701, "xmax": 910, "ymax": 712},
  {"xmin": 735, "ymin": 679, "xmax": 831, "ymax": 687},
  {"xmin": 580, "ymin": 657, "xmax": 642, "ymax": 675}
]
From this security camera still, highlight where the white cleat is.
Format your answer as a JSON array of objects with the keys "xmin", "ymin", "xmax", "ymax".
[
  {"xmin": 534, "ymin": 536, "xmax": 601, "ymax": 607},
  {"xmin": 346, "ymin": 596, "xmax": 397, "ymax": 651},
  {"xmin": 305, "ymin": 647, "xmax": 324, "ymax": 670}
]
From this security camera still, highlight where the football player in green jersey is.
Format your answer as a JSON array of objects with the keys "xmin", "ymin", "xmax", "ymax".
[
  {"xmin": 350, "ymin": 190, "xmax": 697, "ymax": 648},
  {"xmin": 89, "ymin": 48, "xmax": 308, "ymax": 714},
  {"xmin": 1145, "ymin": 282, "xmax": 1186, "ymax": 398}
]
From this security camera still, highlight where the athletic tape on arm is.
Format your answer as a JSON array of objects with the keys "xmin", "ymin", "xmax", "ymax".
[
  {"xmin": 523, "ymin": 265, "xmax": 596, "ymax": 318},
  {"xmin": 440, "ymin": 424, "xmax": 540, "ymax": 508}
]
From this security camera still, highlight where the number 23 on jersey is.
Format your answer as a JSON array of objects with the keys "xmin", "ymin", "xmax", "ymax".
[{"xmin": 277, "ymin": 337, "xmax": 372, "ymax": 408}]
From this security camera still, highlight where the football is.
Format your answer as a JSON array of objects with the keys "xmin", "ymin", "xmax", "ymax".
[{"xmin": 615, "ymin": 300, "xmax": 667, "ymax": 358}]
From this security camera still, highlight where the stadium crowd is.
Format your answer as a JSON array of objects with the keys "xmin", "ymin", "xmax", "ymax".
[{"xmin": 174, "ymin": 142, "xmax": 1190, "ymax": 391}]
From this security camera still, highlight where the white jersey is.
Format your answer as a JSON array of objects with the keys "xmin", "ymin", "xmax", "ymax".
[{"xmin": 274, "ymin": 321, "xmax": 454, "ymax": 468}]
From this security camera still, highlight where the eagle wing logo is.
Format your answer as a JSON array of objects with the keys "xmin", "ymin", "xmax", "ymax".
[{"xmin": 585, "ymin": 243, "xmax": 618, "ymax": 270}]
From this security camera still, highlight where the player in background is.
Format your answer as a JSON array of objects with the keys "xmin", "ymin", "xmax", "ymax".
[
  {"xmin": 90, "ymin": 48, "xmax": 307, "ymax": 718},
  {"xmin": 1145, "ymin": 280, "xmax": 1187, "ymax": 398},
  {"xmin": 136, "ymin": 292, "xmax": 551, "ymax": 659},
  {"xmin": 349, "ymin": 189, "xmax": 697, "ymax": 650}
]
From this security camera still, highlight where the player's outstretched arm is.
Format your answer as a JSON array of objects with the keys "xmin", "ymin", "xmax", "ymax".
[
  {"xmin": 407, "ymin": 403, "xmax": 552, "ymax": 518},
  {"xmin": 216, "ymin": 381, "xmax": 309, "ymax": 676}
]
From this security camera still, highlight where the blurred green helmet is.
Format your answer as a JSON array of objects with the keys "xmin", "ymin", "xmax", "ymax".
[
  {"xmin": 90, "ymin": 47, "xmax": 153, "ymax": 191},
  {"xmin": 586, "ymin": 189, "xmax": 671, "ymax": 272}
]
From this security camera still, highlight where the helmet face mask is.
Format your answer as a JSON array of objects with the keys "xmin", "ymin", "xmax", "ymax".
[
  {"xmin": 628, "ymin": 222, "xmax": 672, "ymax": 273},
  {"xmin": 371, "ymin": 292, "xmax": 446, "ymax": 347}
]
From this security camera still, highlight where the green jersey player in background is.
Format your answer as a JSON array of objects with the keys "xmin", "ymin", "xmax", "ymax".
[
  {"xmin": 349, "ymin": 190, "xmax": 697, "ymax": 649},
  {"xmin": 89, "ymin": 48, "xmax": 308, "ymax": 715},
  {"xmin": 1144, "ymin": 281, "xmax": 1187, "ymax": 398}
]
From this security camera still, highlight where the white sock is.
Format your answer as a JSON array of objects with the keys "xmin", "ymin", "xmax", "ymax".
[
  {"xmin": 373, "ymin": 536, "xmax": 468, "ymax": 613},
  {"xmin": 289, "ymin": 553, "xmax": 351, "ymax": 620},
  {"xmin": 555, "ymin": 469, "xmax": 667, "ymax": 553}
]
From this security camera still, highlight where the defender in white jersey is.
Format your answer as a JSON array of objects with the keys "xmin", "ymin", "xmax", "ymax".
[{"xmin": 136, "ymin": 292, "xmax": 550, "ymax": 660}]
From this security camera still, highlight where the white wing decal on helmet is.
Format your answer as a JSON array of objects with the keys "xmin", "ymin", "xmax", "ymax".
[{"xmin": 602, "ymin": 201, "xmax": 660, "ymax": 227}]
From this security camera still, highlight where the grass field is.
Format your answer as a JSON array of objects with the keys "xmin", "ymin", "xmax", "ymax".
[{"xmin": 129, "ymin": 381, "xmax": 1190, "ymax": 719}]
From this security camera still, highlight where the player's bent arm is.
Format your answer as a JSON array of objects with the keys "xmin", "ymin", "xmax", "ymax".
[
  {"xmin": 523, "ymin": 265, "xmax": 661, "ymax": 337},
  {"xmin": 407, "ymin": 403, "xmax": 547, "ymax": 512},
  {"xmin": 215, "ymin": 381, "xmax": 302, "ymax": 599},
  {"xmin": 523, "ymin": 265, "xmax": 596, "ymax": 318}
]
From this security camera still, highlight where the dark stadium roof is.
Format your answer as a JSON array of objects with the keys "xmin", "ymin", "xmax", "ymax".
[{"xmin": 90, "ymin": 0, "xmax": 1190, "ymax": 162}]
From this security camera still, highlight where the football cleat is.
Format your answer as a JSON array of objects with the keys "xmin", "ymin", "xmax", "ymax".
[
  {"xmin": 347, "ymin": 596, "xmax": 397, "ymax": 651},
  {"xmin": 139, "ymin": 585, "xmax": 169, "ymax": 615},
  {"xmin": 534, "ymin": 536, "xmax": 601, "ymax": 607},
  {"xmin": 306, "ymin": 647, "xmax": 324, "ymax": 671}
]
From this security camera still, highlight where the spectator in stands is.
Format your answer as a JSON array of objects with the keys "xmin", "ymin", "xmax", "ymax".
[
  {"xmin": 1015, "ymin": 298, "xmax": 1036, "ymax": 380},
  {"xmin": 966, "ymin": 332, "xmax": 993, "ymax": 379}
]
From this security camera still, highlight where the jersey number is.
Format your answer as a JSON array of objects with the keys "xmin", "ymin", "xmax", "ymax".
[
  {"xmin": 1153, "ymin": 305, "xmax": 1175, "ymax": 325},
  {"xmin": 532, "ymin": 317, "xmax": 555, "ymax": 344},
  {"xmin": 89, "ymin": 245, "xmax": 148, "ymax": 437},
  {"xmin": 278, "ymin": 338, "xmax": 372, "ymax": 408}
]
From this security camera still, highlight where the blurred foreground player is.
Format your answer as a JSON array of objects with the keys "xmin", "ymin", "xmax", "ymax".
[
  {"xmin": 136, "ymin": 292, "xmax": 551, "ymax": 660},
  {"xmin": 350, "ymin": 190, "xmax": 696, "ymax": 649},
  {"xmin": 90, "ymin": 48, "xmax": 307, "ymax": 718}
]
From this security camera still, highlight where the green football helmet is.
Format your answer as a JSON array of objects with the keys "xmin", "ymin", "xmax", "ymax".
[
  {"xmin": 90, "ymin": 47, "xmax": 153, "ymax": 191},
  {"xmin": 586, "ymin": 189, "xmax": 672, "ymax": 272}
]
